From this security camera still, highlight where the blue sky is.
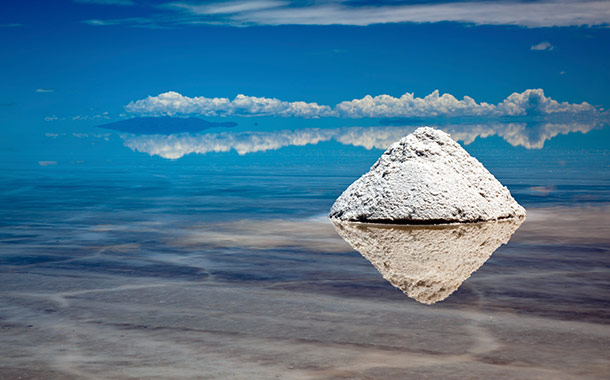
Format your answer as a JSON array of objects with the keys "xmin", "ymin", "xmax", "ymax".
[{"xmin": 1, "ymin": 0, "xmax": 610, "ymax": 148}]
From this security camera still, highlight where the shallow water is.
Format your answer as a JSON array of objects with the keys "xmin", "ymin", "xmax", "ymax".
[{"xmin": 1, "ymin": 124, "xmax": 609, "ymax": 379}]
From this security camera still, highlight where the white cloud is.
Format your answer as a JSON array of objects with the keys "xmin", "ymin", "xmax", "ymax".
[
  {"xmin": 82, "ymin": 17, "xmax": 169, "ymax": 28},
  {"xmin": 82, "ymin": 0, "xmax": 610, "ymax": 28},
  {"xmin": 72, "ymin": 132, "xmax": 111, "ymax": 141},
  {"xmin": 45, "ymin": 112, "xmax": 110, "ymax": 122},
  {"xmin": 495, "ymin": 89, "xmax": 595, "ymax": 116},
  {"xmin": 168, "ymin": 1, "xmax": 284, "ymax": 15},
  {"xmin": 71, "ymin": 112, "xmax": 111, "ymax": 121},
  {"xmin": 166, "ymin": 0, "xmax": 610, "ymax": 28},
  {"xmin": 0, "ymin": 23, "xmax": 21, "ymax": 27},
  {"xmin": 531, "ymin": 41, "xmax": 554, "ymax": 51},
  {"xmin": 126, "ymin": 91, "xmax": 333, "ymax": 117},
  {"xmin": 83, "ymin": 19, "xmax": 117, "ymax": 26},
  {"xmin": 36, "ymin": 88, "xmax": 54, "ymax": 93},
  {"xmin": 334, "ymin": 90, "xmax": 497, "ymax": 118},
  {"xmin": 38, "ymin": 161, "xmax": 58, "ymax": 166},
  {"xmin": 121, "ymin": 118, "xmax": 607, "ymax": 159},
  {"xmin": 126, "ymin": 89, "xmax": 599, "ymax": 119}
]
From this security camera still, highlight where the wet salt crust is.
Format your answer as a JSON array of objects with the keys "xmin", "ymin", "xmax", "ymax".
[{"xmin": 329, "ymin": 127, "xmax": 526, "ymax": 223}]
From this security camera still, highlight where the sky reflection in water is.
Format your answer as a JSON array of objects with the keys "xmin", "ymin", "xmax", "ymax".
[
  {"xmin": 1, "ymin": 118, "xmax": 609, "ymax": 379},
  {"xmin": 2, "ymin": 118, "xmax": 608, "ymax": 299},
  {"xmin": 118, "ymin": 117, "xmax": 609, "ymax": 159}
]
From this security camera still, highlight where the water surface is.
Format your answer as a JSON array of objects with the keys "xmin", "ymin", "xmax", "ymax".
[{"xmin": 1, "ymin": 122, "xmax": 609, "ymax": 379}]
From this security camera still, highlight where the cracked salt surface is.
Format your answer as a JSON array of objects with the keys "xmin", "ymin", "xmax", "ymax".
[{"xmin": 329, "ymin": 127, "xmax": 526, "ymax": 223}]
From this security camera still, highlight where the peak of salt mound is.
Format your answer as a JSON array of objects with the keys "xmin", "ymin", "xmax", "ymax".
[{"xmin": 329, "ymin": 127, "xmax": 525, "ymax": 223}]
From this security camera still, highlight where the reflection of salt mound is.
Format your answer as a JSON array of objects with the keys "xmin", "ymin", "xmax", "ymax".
[
  {"xmin": 332, "ymin": 218, "xmax": 523, "ymax": 304},
  {"xmin": 329, "ymin": 127, "xmax": 526, "ymax": 223}
]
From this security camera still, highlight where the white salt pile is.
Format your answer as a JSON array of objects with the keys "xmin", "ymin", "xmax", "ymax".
[
  {"xmin": 332, "ymin": 218, "xmax": 523, "ymax": 304},
  {"xmin": 329, "ymin": 127, "xmax": 525, "ymax": 224}
]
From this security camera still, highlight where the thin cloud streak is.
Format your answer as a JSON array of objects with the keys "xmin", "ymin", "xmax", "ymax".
[
  {"xmin": 74, "ymin": 0, "xmax": 135, "ymax": 6},
  {"xmin": 82, "ymin": 17, "xmax": 174, "ymax": 29},
  {"xmin": 207, "ymin": 0, "xmax": 610, "ymax": 27},
  {"xmin": 168, "ymin": 1, "xmax": 285, "ymax": 15},
  {"xmin": 86, "ymin": 0, "xmax": 610, "ymax": 28}
]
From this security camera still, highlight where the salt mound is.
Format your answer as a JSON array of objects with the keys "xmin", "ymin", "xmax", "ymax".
[
  {"xmin": 332, "ymin": 218, "xmax": 523, "ymax": 304},
  {"xmin": 329, "ymin": 127, "xmax": 525, "ymax": 223}
]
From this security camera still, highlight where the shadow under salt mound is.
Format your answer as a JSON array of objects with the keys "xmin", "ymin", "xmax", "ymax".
[{"xmin": 332, "ymin": 218, "xmax": 524, "ymax": 304}]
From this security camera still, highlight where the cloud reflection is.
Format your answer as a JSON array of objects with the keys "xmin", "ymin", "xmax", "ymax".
[
  {"xmin": 332, "ymin": 218, "xmax": 524, "ymax": 304},
  {"xmin": 123, "ymin": 129, "xmax": 335, "ymax": 159},
  {"xmin": 121, "ymin": 118, "xmax": 607, "ymax": 159}
]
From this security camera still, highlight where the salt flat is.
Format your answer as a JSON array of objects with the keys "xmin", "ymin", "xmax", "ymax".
[{"xmin": 1, "ymin": 206, "xmax": 608, "ymax": 379}]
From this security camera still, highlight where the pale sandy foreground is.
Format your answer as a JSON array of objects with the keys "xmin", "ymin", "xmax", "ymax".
[{"xmin": 0, "ymin": 207, "xmax": 609, "ymax": 379}]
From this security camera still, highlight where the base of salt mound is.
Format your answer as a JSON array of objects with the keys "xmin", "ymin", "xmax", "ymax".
[{"xmin": 329, "ymin": 127, "xmax": 526, "ymax": 224}]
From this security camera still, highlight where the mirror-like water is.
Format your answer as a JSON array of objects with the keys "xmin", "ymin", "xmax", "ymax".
[{"xmin": 0, "ymin": 123, "xmax": 608, "ymax": 379}]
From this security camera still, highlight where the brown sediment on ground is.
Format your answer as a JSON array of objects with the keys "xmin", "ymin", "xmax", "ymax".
[{"xmin": 512, "ymin": 205, "xmax": 610, "ymax": 245}]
